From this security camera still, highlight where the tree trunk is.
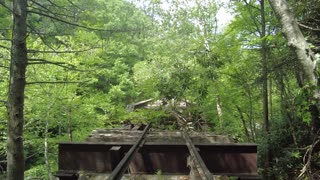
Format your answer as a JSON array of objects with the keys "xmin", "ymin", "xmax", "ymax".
[
  {"xmin": 247, "ymin": 90, "xmax": 256, "ymax": 142},
  {"xmin": 277, "ymin": 72, "xmax": 299, "ymax": 147},
  {"xmin": 67, "ymin": 106, "xmax": 73, "ymax": 142},
  {"xmin": 45, "ymin": 121, "xmax": 53, "ymax": 180},
  {"xmin": 268, "ymin": 0, "xmax": 320, "ymax": 136},
  {"xmin": 216, "ymin": 95, "xmax": 223, "ymax": 128},
  {"xmin": 260, "ymin": 0, "xmax": 272, "ymax": 178},
  {"xmin": 269, "ymin": 78, "xmax": 273, "ymax": 118},
  {"xmin": 7, "ymin": 0, "xmax": 28, "ymax": 179},
  {"xmin": 236, "ymin": 106, "xmax": 251, "ymax": 142}
]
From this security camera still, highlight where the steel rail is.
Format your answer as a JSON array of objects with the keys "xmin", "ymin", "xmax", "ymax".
[
  {"xmin": 182, "ymin": 130, "xmax": 214, "ymax": 180},
  {"xmin": 107, "ymin": 123, "xmax": 151, "ymax": 180}
]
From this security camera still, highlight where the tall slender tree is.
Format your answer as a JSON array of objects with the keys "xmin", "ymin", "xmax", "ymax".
[
  {"xmin": 7, "ymin": 0, "xmax": 28, "ymax": 179},
  {"xmin": 268, "ymin": 0, "xmax": 320, "ymax": 136},
  {"xmin": 259, "ymin": 0, "xmax": 272, "ymax": 177}
]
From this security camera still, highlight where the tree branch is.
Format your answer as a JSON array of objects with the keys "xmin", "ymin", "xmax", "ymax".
[
  {"xmin": 0, "ymin": 38, "xmax": 11, "ymax": 41},
  {"xmin": 66, "ymin": 0, "xmax": 84, "ymax": 11},
  {"xmin": 28, "ymin": 10, "xmax": 141, "ymax": 33},
  {"xmin": 0, "ymin": 57, "xmax": 10, "ymax": 61},
  {"xmin": 27, "ymin": 31, "xmax": 73, "ymax": 36},
  {"xmin": 298, "ymin": 22, "xmax": 320, "ymax": 31},
  {"xmin": 28, "ymin": 58, "xmax": 85, "ymax": 71},
  {"xmin": 28, "ymin": 46, "xmax": 99, "ymax": 54},
  {"xmin": 0, "ymin": 64, "xmax": 9, "ymax": 69},
  {"xmin": 28, "ymin": 58, "xmax": 75, "ymax": 67},
  {"xmin": 26, "ymin": 81, "xmax": 88, "ymax": 85},
  {"xmin": 28, "ymin": 58, "xmax": 69, "ymax": 65},
  {"xmin": 47, "ymin": 0, "xmax": 70, "ymax": 11},
  {"xmin": 0, "ymin": 0, "xmax": 13, "ymax": 13},
  {"xmin": 28, "ymin": 0, "xmax": 51, "ymax": 12},
  {"xmin": 0, "ymin": 100, "xmax": 7, "ymax": 106},
  {"xmin": 27, "ymin": 24, "xmax": 57, "ymax": 51},
  {"xmin": 243, "ymin": 0, "xmax": 262, "ymax": 36},
  {"xmin": 0, "ymin": 44, "xmax": 10, "ymax": 50},
  {"xmin": 28, "ymin": 1, "xmax": 75, "ymax": 19},
  {"xmin": 243, "ymin": 0, "xmax": 261, "ymax": 11},
  {"xmin": 268, "ymin": 58, "xmax": 294, "ymax": 72}
]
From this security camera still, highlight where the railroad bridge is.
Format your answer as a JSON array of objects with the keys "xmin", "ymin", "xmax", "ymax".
[{"xmin": 56, "ymin": 124, "xmax": 260, "ymax": 180}]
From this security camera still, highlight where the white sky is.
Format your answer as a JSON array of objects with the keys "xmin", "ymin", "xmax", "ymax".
[
  {"xmin": 216, "ymin": 0, "xmax": 234, "ymax": 28},
  {"xmin": 131, "ymin": 0, "xmax": 234, "ymax": 29}
]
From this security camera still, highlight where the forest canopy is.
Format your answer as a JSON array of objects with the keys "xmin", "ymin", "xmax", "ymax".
[{"xmin": 0, "ymin": 0, "xmax": 320, "ymax": 179}]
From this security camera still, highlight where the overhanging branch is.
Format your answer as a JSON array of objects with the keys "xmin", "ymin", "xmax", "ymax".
[
  {"xmin": 298, "ymin": 22, "xmax": 320, "ymax": 31},
  {"xmin": 29, "ymin": 3, "xmax": 75, "ymax": 19},
  {"xmin": 28, "ymin": 46, "xmax": 99, "ymax": 54},
  {"xmin": 28, "ymin": 58, "xmax": 86, "ymax": 71},
  {"xmin": 0, "ymin": 64, "xmax": 9, "ymax": 69},
  {"xmin": 28, "ymin": 10, "xmax": 141, "ymax": 33},
  {"xmin": 0, "ymin": 100, "xmax": 7, "ymax": 106},
  {"xmin": 0, "ymin": 44, "xmax": 10, "ymax": 50},
  {"xmin": 66, "ymin": 0, "xmax": 83, "ymax": 11},
  {"xmin": 27, "ymin": 24, "xmax": 57, "ymax": 51},
  {"xmin": 47, "ymin": 0, "xmax": 70, "ymax": 11},
  {"xmin": 26, "ymin": 81, "xmax": 88, "ymax": 85},
  {"xmin": 0, "ymin": 38, "xmax": 11, "ymax": 41},
  {"xmin": 243, "ymin": 0, "xmax": 262, "ymax": 36},
  {"xmin": 0, "ymin": 0, "xmax": 13, "ymax": 13},
  {"xmin": 243, "ymin": 0, "xmax": 261, "ymax": 11},
  {"xmin": 28, "ymin": 58, "xmax": 71, "ymax": 64}
]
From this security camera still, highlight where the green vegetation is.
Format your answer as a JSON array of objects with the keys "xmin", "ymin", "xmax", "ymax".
[{"xmin": 1, "ymin": 0, "xmax": 320, "ymax": 179}]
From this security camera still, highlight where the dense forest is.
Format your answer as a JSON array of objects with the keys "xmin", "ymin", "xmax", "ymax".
[{"xmin": 0, "ymin": 0, "xmax": 320, "ymax": 179}]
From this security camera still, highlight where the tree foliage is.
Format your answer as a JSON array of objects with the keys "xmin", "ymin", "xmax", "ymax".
[{"xmin": 0, "ymin": 0, "xmax": 320, "ymax": 179}]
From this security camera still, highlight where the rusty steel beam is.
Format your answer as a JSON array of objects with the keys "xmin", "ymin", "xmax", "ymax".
[
  {"xmin": 57, "ymin": 143, "xmax": 258, "ymax": 179},
  {"xmin": 182, "ymin": 130, "xmax": 214, "ymax": 180},
  {"xmin": 57, "ymin": 143, "xmax": 257, "ymax": 174},
  {"xmin": 107, "ymin": 123, "xmax": 151, "ymax": 180}
]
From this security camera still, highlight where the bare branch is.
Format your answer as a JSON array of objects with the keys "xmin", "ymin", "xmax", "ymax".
[
  {"xmin": 27, "ymin": 25, "xmax": 101, "ymax": 55},
  {"xmin": 268, "ymin": 58, "xmax": 294, "ymax": 72},
  {"xmin": 66, "ymin": 0, "xmax": 84, "ymax": 11},
  {"xmin": 0, "ymin": 100, "xmax": 7, "ymax": 105},
  {"xmin": 26, "ymin": 81, "xmax": 88, "ymax": 85},
  {"xmin": 33, "ymin": 64, "xmax": 86, "ymax": 72},
  {"xmin": 0, "ymin": 0, "xmax": 13, "ymax": 13},
  {"xmin": 298, "ymin": 22, "xmax": 320, "ymax": 31},
  {"xmin": 0, "ymin": 57, "xmax": 10, "ymax": 61},
  {"xmin": 25, "ymin": 152, "xmax": 41, "ymax": 160},
  {"xmin": 28, "ymin": 10, "xmax": 141, "ymax": 33},
  {"xmin": 29, "ymin": 0, "xmax": 57, "ymax": 14},
  {"xmin": 27, "ymin": 24, "xmax": 59, "ymax": 51},
  {"xmin": 28, "ymin": 58, "xmax": 86, "ymax": 71},
  {"xmin": 0, "ymin": 44, "xmax": 10, "ymax": 50},
  {"xmin": 298, "ymin": 134, "xmax": 320, "ymax": 179},
  {"xmin": 47, "ymin": 0, "xmax": 70, "ymax": 11},
  {"xmin": 28, "ymin": 47, "xmax": 99, "ymax": 54},
  {"xmin": 0, "ymin": 64, "xmax": 9, "ymax": 69},
  {"xmin": 28, "ymin": 58, "xmax": 68, "ymax": 65},
  {"xmin": 28, "ymin": 1, "xmax": 75, "ymax": 19},
  {"xmin": 243, "ymin": 0, "xmax": 262, "ymax": 36},
  {"xmin": 0, "ymin": 38, "xmax": 11, "ymax": 41},
  {"xmin": 27, "ymin": 30, "xmax": 72, "ymax": 36},
  {"xmin": 243, "ymin": 0, "xmax": 261, "ymax": 11}
]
